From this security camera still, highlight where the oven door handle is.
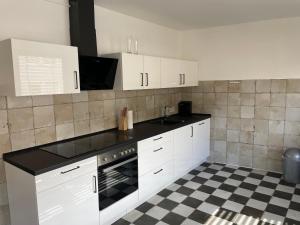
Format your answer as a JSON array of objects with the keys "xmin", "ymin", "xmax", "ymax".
[{"xmin": 102, "ymin": 156, "xmax": 138, "ymax": 173}]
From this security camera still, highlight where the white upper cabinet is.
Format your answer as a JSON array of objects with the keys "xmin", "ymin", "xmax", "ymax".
[
  {"xmin": 111, "ymin": 53, "xmax": 161, "ymax": 90},
  {"xmin": 108, "ymin": 53, "xmax": 198, "ymax": 90},
  {"xmin": 161, "ymin": 58, "xmax": 198, "ymax": 88},
  {"xmin": 0, "ymin": 39, "xmax": 80, "ymax": 96},
  {"xmin": 143, "ymin": 56, "xmax": 161, "ymax": 89}
]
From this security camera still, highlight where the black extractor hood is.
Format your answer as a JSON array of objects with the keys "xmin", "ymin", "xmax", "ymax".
[{"xmin": 69, "ymin": 0, "xmax": 118, "ymax": 90}]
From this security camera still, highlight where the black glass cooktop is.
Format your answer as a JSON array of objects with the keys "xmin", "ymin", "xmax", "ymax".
[{"xmin": 40, "ymin": 132, "xmax": 133, "ymax": 159}]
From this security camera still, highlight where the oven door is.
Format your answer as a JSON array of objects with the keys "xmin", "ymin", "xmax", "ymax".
[{"xmin": 98, "ymin": 156, "xmax": 138, "ymax": 210}]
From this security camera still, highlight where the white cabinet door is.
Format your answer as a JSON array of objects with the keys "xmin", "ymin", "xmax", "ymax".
[
  {"xmin": 10, "ymin": 39, "xmax": 80, "ymax": 96},
  {"xmin": 173, "ymin": 125, "xmax": 194, "ymax": 178},
  {"xmin": 143, "ymin": 56, "xmax": 161, "ymax": 89},
  {"xmin": 182, "ymin": 61, "xmax": 198, "ymax": 87},
  {"xmin": 192, "ymin": 119, "xmax": 211, "ymax": 167},
  {"xmin": 121, "ymin": 53, "xmax": 144, "ymax": 90},
  {"xmin": 161, "ymin": 58, "xmax": 181, "ymax": 88},
  {"xmin": 37, "ymin": 171, "xmax": 99, "ymax": 225}
]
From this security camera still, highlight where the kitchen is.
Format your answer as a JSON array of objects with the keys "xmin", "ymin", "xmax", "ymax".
[{"xmin": 0, "ymin": 0, "xmax": 300, "ymax": 225}]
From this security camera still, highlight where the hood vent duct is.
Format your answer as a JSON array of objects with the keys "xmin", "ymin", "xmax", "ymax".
[{"xmin": 69, "ymin": 0, "xmax": 98, "ymax": 56}]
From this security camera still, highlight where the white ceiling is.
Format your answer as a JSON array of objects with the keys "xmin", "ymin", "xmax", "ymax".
[{"xmin": 94, "ymin": 0, "xmax": 300, "ymax": 30}]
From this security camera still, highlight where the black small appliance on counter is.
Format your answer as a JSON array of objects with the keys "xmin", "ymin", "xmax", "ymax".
[{"xmin": 178, "ymin": 101, "xmax": 192, "ymax": 116}]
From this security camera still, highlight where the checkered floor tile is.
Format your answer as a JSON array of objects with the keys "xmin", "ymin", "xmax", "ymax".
[{"xmin": 113, "ymin": 162, "xmax": 300, "ymax": 225}]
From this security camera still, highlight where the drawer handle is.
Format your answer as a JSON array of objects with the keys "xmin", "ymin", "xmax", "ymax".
[
  {"xmin": 93, "ymin": 175, "xmax": 97, "ymax": 193},
  {"xmin": 154, "ymin": 169, "xmax": 163, "ymax": 175},
  {"xmin": 153, "ymin": 147, "xmax": 163, "ymax": 153},
  {"xmin": 199, "ymin": 122, "xmax": 205, "ymax": 125},
  {"xmin": 153, "ymin": 137, "xmax": 163, "ymax": 141},
  {"xmin": 60, "ymin": 166, "xmax": 80, "ymax": 174}
]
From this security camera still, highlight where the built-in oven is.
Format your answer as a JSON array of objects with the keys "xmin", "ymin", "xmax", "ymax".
[{"xmin": 97, "ymin": 142, "xmax": 138, "ymax": 210}]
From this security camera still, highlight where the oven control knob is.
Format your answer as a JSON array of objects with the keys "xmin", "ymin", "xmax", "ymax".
[
  {"xmin": 131, "ymin": 148, "xmax": 135, "ymax": 152},
  {"xmin": 113, "ymin": 154, "xmax": 117, "ymax": 159},
  {"xmin": 103, "ymin": 157, "xmax": 108, "ymax": 162},
  {"xmin": 128, "ymin": 149, "xmax": 131, "ymax": 153},
  {"xmin": 125, "ymin": 150, "xmax": 128, "ymax": 154},
  {"xmin": 120, "ymin": 152, "xmax": 124, "ymax": 156}
]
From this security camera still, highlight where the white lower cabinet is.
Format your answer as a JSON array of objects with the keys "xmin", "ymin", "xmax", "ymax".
[
  {"xmin": 37, "ymin": 170, "xmax": 99, "ymax": 225},
  {"xmin": 99, "ymin": 191, "xmax": 139, "ymax": 225},
  {"xmin": 173, "ymin": 125, "xmax": 194, "ymax": 179},
  {"xmin": 139, "ymin": 161, "xmax": 174, "ymax": 203},
  {"xmin": 192, "ymin": 119, "xmax": 211, "ymax": 167}
]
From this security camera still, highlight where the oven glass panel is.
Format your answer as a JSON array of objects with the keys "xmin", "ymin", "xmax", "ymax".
[{"xmin": 98, "ymin": 158, "xmax": 138, "ymax": 210}]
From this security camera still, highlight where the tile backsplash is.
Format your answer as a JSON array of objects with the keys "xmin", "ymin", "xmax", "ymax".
[
  {"xmin": 182, "ymin": 79, "xmax": 300, "ymax": 174},
  {"xmin": 0, "ymin": 88, "xmax": 182, "ymax": 225}
]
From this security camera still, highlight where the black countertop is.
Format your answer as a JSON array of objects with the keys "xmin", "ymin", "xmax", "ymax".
[{"xmin": 3, "ymin": 114, "xmax": 211, "ymax": 176}]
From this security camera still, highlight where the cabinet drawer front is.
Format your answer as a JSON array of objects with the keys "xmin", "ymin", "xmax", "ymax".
[
  {"xmin": 139, "ymin": 161, "xmax": 174, "ymax": 202},
  {"xmin": 138, "ymin": 132, "xmax": 173, "ymax": 176},
  {"xmin": 35, "ymin": 157, "xmax": 97, "ymax": 192},
  {"xmin": 138, "ymin": 131, "xmax": 172, "ymax": 151}
]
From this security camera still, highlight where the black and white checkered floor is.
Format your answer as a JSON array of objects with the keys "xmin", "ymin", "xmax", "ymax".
[{"xmin": 113, "ymin": 162, "xmax": 300, "ymax": 225}]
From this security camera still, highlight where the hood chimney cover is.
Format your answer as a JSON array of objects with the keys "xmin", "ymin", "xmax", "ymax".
[{"xmin": 69, "ymin": 0, "xmax": 98, "ymax": 56}]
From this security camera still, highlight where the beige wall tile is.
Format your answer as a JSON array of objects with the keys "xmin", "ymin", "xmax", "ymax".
[
  {"xmin": 269, "ymin": 120, "xmax": 284, "ymax": 134},
  {"xmin": 73, "ymin": 102, "xmax": 89, "ymax": 121},
  {"xmin": 239, "ymin": 143, "xmax": 253, "ymax": 167},
  {"xmin": 90, "ymin": 118, "xmax": 104, "ymax": 133},
  {"xmin": 284, "ymin": 121, "xmax": 300, "ymax": 135},
  {"xmin": 74, "ymin": 120, "xmax": 90, "ymax": 136},
  {"xmin": 228, "ymin": 106, "xmax": 240, "ymax": 118},
  {"xmin": 255, "ymin": 94, "xmax": 270, "ymax": 106},
  {"xmin": 203, "ymin": 93, "xmax": 215, "ymax": 105},
  {"xmin": 241, "ymin": 80, "xmax": 255, "ymax": 93},
  {"xmin": 202, "ymin": 81, "xmax": 215, "ymax": 93},
  {"xmin": 214, "ymin": 106, "xmax": 227, "ymax": 117},
  {"xmin": 227, "ymin": 118, "xmax": 240, "ymax": 130},
  {"xmin": 214, "ymin": 81, "xmax": 228, "ymax": 92},
  {"xmin": 254, "ymin": 132, "xmax": 268, "ymax": 145},
  {"xmin": 104, "ymin": 99, "xmax": 116, "ymax": 118},
  {"xmin": 241, "ymin": 106, "xmax": 254, "ymax": 119},
  {"xmin": 284, "ymin": 135, "xmax": 300, "ymax": 148},
  {"xmin": 286, "ymin": 94, "xmax": 300, "ymax": 107},
  {"xmin": 0, "ymin": 110, "xmax": 8, "ymax": 135},
  {"xmin": 215, "ymin": 93, "xmax": 228, "ymax": 105},
  {"xmin": 228, "ymin": 93, "xmax": 240, "ymax": 106},
  {"xmin": 8, "ymin": 108, "xmax": 33, "ymax": 133},
  {"xmin": 35, "ymin": 126, "xmax": 56, "ymax": 145},
  {"xmin": 256, "ymin": 80, "xmax": 271, "ymax": 93},
  {"xmin": 285, "ymin": 108, "xmax": 300, "ymax": 121},
  {"xmin": 241, "ymin": 93, "xmax": 255, "ymax": 106},
  {"xmin": 214, "ymin": 118, "xmax": 227, "ymax": 129},
  {"xmin": 213, "ymin": 140, "xmax": 227, "ymax": 163},
  {"xmin": 227, "ymin": 142, "xmax": 239, "ymax": 165},
  {"xmin": 104, "ymin": 117, "xmax": 117, "ymax": 130},
  {"xmin": 269, "ymin": 107, "xmax": 285, "ymax": 120},
  {"xmin": 191, "ymin": 85, "xmax": 203, "ymax": 93},
  {"xmin": 0, "ymin": 97, "xmax": 6, "ymax": 109},
  {"xmin": 102, "ymin": 90, "xmax": 116, "ymax": 100},
  {"xmin": 136, "ymin": 89, "xmax": 155, "ymax": 96},
  {"xmin": 10, "ymin": 130, "xmax": 35, "ymax": 150},
  {"xmin": 213, "ymin": 129, "xmax": 227, "ymax": 141},
  {"xmin": 54, "ymin": 104, "xmax": 73, "ymax": 125},
  {"xmin": 0, "ymin": 205, "xmax": 10, "ymax": 225},
  {"xmin": 241, "ymin": 119, "xmax": 255, "ymax": 131},
  {"xmin": 88, "ymin": 101, "xmax": 104, "ymax": 120},
  {"xmin": 33, "ymin": 106, "xmax": 55, "ymax": 128},
  {"xmin": 56, "ymin": 123, "xmax": 74, "ymax": 141},
  {"xmin": 146, "ymin": 96, "xmax": 155, "ymax": 110},
  {"xmin": 32, "ymin": 95, "xmax": 53, "ymax": 106},
  {"xmin": 287, "ymin": 79, "xmax": 300, "ymax": 93},
  {"xmin": 255, "ymin": 107, "xmax": 270, "ymax": 120},
  {"xmin": 268, "ymin": 134, "xmax": 284, "ymax": 147},
  {"xmin": 228, "ymin": 81, "xmax": 241, "ymax": 93},
  {"xmin": 72, "ymin": 92, "xmax": 88, "ymax": 103},
  {"xmin": 115, "ymin": 90, "xmax": 136, "ymax": 98},
  {"xmin": 192, "ymin": 93, "xmax": 203, "ymax": 106},
  {"xmin": 255, "ymin": 119, "xmax": 269, "ymax": 133},
  {"xmin": 271, "ymin": 80, "xmax": 286, "ymax": 93},
  {"xmin": 53, "ymin": 94, "xmax": 72, "ymax": 104},
  {"xmin": 7, "ymin": 96, "xmax": 32, "ymax": 109},
  {"xmin": 240, "ymin": 131, "xmax": 253, "ymax": 144},
  {"xmin": 0, "ymin": 134, "xmax": 11, "ymax": 157},
  {"xmin": 227, "ymin": 130, "xmax": 240, "ymax": 142},
  {"xmin": 270, "ymin": 94, "xmax": 286, "ymax": 107}
]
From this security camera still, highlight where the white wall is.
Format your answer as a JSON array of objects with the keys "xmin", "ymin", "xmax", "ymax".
[
  {"xmin": 0, "ymin": 0, "xmax": 182, "ymax": 58},
  {"xmin": 182, "ymin": 17, "xmax": 300, "ymax": 80}
]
